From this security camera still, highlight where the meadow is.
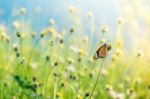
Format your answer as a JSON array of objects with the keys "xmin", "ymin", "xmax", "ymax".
[{"xmin": 0, "ymin": 1, "xmax": 150, "ymax": 99}]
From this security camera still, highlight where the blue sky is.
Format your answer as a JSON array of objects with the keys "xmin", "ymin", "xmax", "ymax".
[
  {"xmin": 1, "ymin": 0, "xmax": 136, "ymax": 51},
  {"xmin": 0, "ymin": 0, "xmax": 123, "ymax": 46},
  {"xmin": 0, "ymin": 0, "xmax": 120, "ymax": 29}
]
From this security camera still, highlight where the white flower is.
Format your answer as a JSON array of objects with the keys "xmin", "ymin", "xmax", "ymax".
[
  {"xmin": 100, "ymin": 25, "xmax": 109, "ymax": 33},
  {"xmin": 12, "ymin": 43, "xmax": 19, "ymax": 51},
  {"xmin": 83, "ymin": 36, "xmax": 88, "ymax": 44},
  {"xmin": 117, "ymin": 17, "xmax": 124, "ymax": 25},
  {"xmin": 100, "ymin": 38, "xmax": 106, "ymax": 43},
  {"xmin": 0, "ymin": 24, "xmax": 7, "ymax": 32},
  {"xmin": 69, "ymin": 6, "xmax": 76, "ymax": 13},
  {"xmin": 49, "ymin": 19, "xmax": 55, "ymax": 25},
  {"xmin": 109, "ymin": 90, "xmax": 124, "ymax": 99},
  {"xmin": 101, "ymin": 68, "xmax": 108, "ymax": 76},
  {"xmin": 70, "ymin": 46, "xmax": 78, "ymax": 53},
  {"xmin": 137, "ymin": 50, "xmax": 143, "ymax": 57},
  {"xmin": 67, "ymin": 65, "xmax": 76, "ymax": 72},
  {"xmin": 87, "ymin": 11, "xmax": 93, "ymax": 18},
  {"xmin": 13, "ymin": 21, "xmax": 20, "ymax": 29},
  {"xmin": 19, "ymin": 7, "xmax": 26, "ymax": 15},
  {"xmin": 30, "ymin": 62, "xmax": 38, "ymax": 70}
]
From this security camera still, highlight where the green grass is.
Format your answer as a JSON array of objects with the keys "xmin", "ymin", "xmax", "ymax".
[{"xmin": 0, "ymin": 19, "xmax": 150, "ymax": 99}]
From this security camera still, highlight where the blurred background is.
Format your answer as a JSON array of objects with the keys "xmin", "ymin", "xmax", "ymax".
[
  {"xmin": 0, "ymin": 0, "xmax": 150, "ymax": 54},
  {"xmin": 0, "ymin": 0, "xmax": 150, "ymax": 98},
  {"xmin": 0, "ymin": 0, "xmax": 119, "ymax": 30}
]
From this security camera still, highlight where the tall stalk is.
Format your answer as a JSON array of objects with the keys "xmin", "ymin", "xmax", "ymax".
[{"xmin": 89, "ymin": 59, "xmax": 105, "ymax": 99}]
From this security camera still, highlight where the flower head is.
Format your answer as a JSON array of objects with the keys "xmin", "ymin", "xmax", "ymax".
[
  {"xmin": 137, "ymin": 50, "xmax": 143, "ymax": 57},
  {"xmin": 19, "ymin": 7, "xmax": 26, "ymax": 15},
  {"xmin": 69, "ymin": 6, "xmax": 77, "ymax": 13},
  {"xmin": 117, "ymin": 17, "xmax": 124, "ymax": 25},
  {"xmin": 100, "ymin": 25, "xmax": 109, "ymax": 33},
  {"xmin": 87, "ymin": 11, "xmax": 93, "ymax": 18},
  {"xmin": 77, "ymin": 94, "xmax": 83, "ymax": 99}
]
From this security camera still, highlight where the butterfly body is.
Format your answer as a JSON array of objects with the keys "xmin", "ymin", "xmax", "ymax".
[{"xmin": 93, "ymin": 43, "xmax": 108, "ymax": 60}]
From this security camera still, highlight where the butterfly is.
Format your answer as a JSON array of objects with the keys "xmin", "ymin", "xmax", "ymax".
[{"xmin": 93, "ymin": 43, "xmax": 108, "ymax": 60}]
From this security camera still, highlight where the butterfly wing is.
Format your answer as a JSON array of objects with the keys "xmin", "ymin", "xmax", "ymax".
[{"xmin": 96, "ymin": 43, "xmax": 107, "ymax": 58}]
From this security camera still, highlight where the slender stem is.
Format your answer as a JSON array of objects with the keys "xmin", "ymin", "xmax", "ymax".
[
  {"xmin": 27, "ymin": 38, "xmax": 41, "ymax": 64},
  {"xmin": 13, "ymin": 62, "xmax": 21, "ymax": 73},
  {"xmin": 44, "ymin": 62, "xmax": 51, "ymax": 99},
  {"xmin": 5, "ymin": 57, "xmax": 17, "ymax": 76},
  {"xmin": 89, "ymin": 59, "xmax": 105, "ymax": 99},
  {"xmin": 44, "ymin": 43, "xmax": 52, "ymax": 98},
  {"xmin": 54, "ymin": 78, "xmax": 58, "ymax": 99},
  {"xmin": 6, "ymin": 42, "xmax": 10, "ymax": 62},
  {"xmin": 19, "ymin": 37, "xmax": 22, "ymax": 57}
]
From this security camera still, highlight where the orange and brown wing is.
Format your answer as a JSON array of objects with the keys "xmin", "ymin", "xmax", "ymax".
[{"xmin": 96, "ymin": 43, "xmax": 107, "ymax": 58}]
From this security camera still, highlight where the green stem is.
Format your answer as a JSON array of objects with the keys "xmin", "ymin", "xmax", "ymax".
[
  {"xmin": 5, "ymin": 57, "xmax": 17, "ymax": 76},
  {"xmin": 89, "ymin": 59, "xmax": 105, "ymax": 99},
  {"xmin": 54, "ymin": 78, "xmax": 58, "ymax": 99},
  {"xmin": 19, "ymin": 37, "xmax": 22, "ymax": 57},
  {"xmin": 27, "ymin": 37, "xmax": 41, "ymax": 64}
]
